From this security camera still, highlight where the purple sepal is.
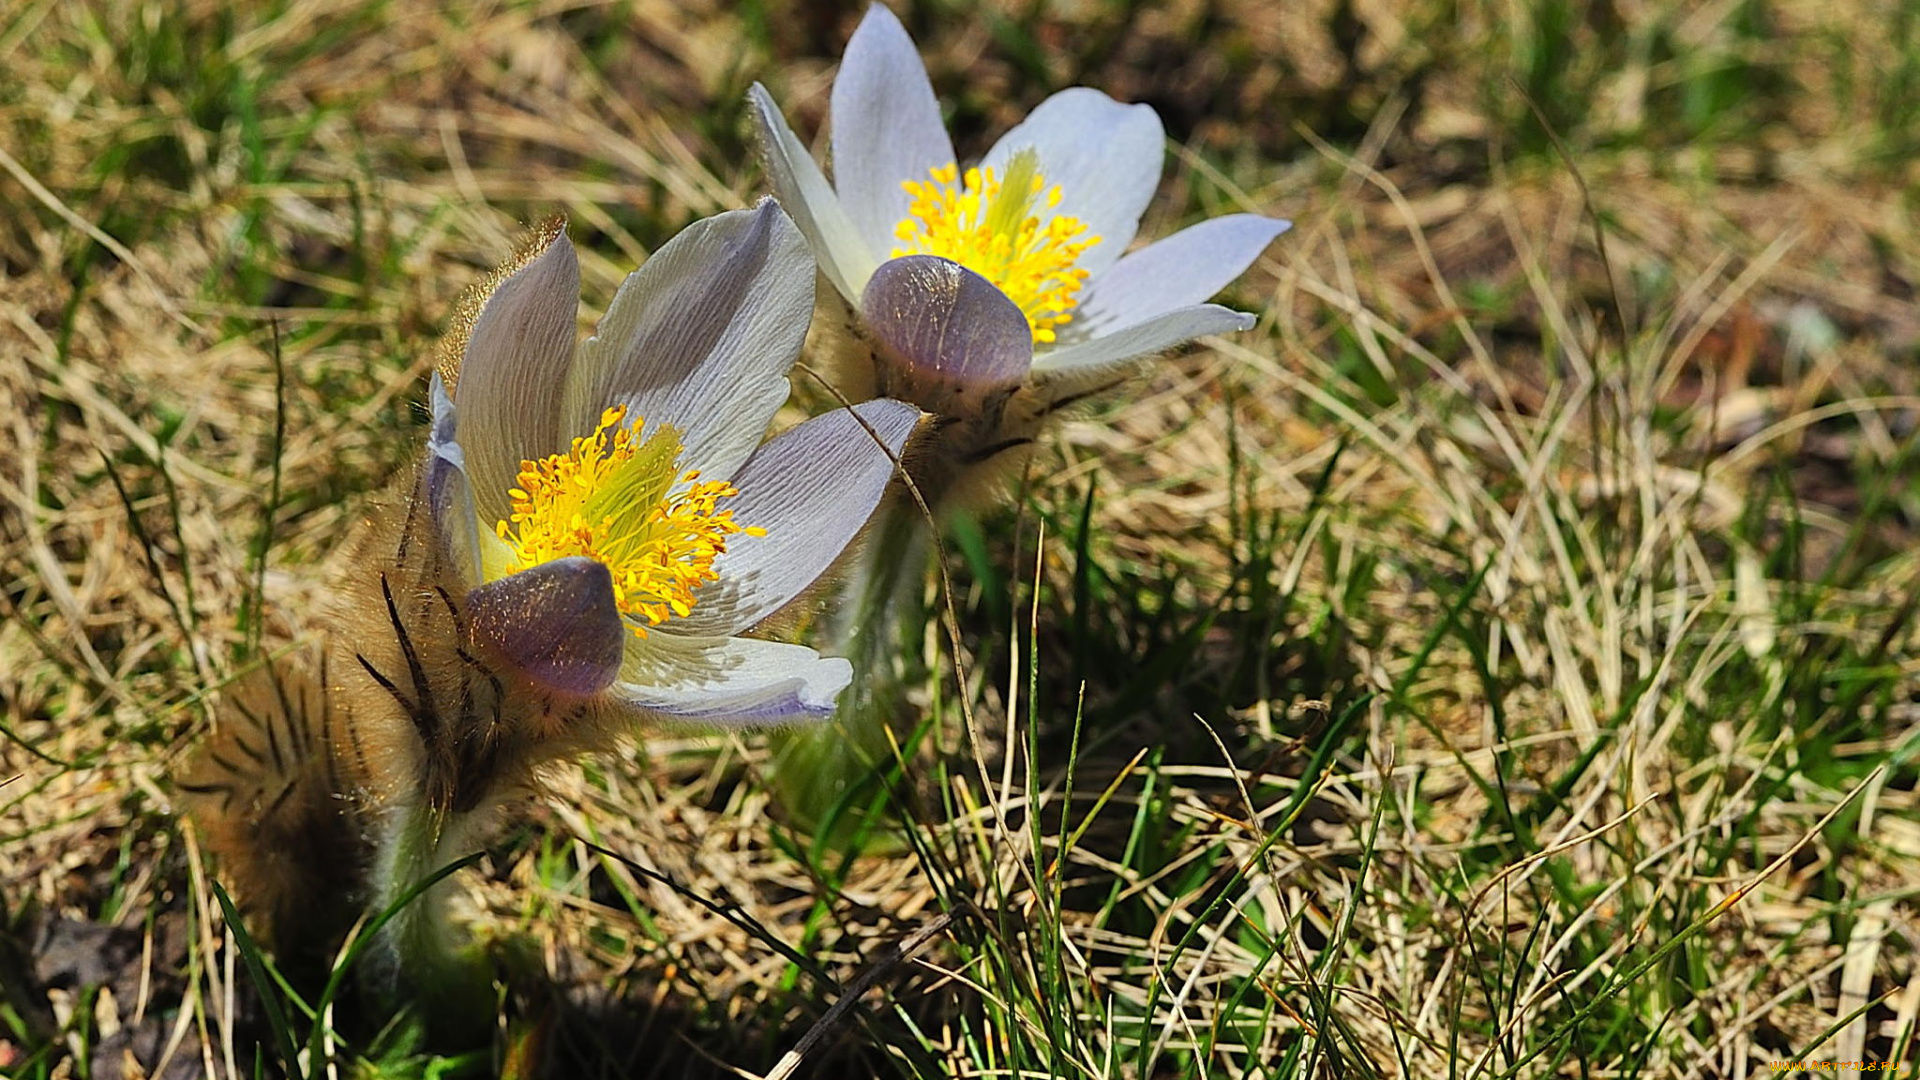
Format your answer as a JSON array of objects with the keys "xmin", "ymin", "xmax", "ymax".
[
  {"xmin": 860, "ymin": 255, "xmax": 1033, "ymax": 397},
  {"xmin": 466, "ymin": 556, "xmax": 624, "ymax": 696}
]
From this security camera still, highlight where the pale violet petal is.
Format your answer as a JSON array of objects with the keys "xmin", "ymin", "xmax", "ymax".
[
  {"xmin": 613, "ymin": 634, "xmax": 852, "ymax": 726},
  {"xmin": 426, "ymin": 373, "xmax": 482, "ymax": 587},
  {"xmin": 1074, "ymin": 215, "xmax": 1289, "ymax": 338},
  {"xmin": 452, "ymin": 229, "xmax": 580, "ymax": 525},
  {"xmin": 670, "ymin": 400, "xmax": 920, "ymax": 637},
  {"xmin": 748, "ymin": 82, "xmax": 877, "ymax": 302},
  {"xmin": 564, "ymin": 200, "xmax": 811, "ymax": 483},
  {"xmin": 466, "ymin": 557, "xmax": 624, "ymax": 696},
  {"xmin": 981, "ymin": 87, "xmax": 1164, "ymax": 279},
  {"xmin": 830, "ymin": 5, "xmax": 956, "ymax": 261},
  {"xmin": 1030, "ymin": 303, "xmax": 1255, "ymax": 390}
]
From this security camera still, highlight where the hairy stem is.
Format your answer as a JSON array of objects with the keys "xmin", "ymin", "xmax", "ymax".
[{"xmin": 369, "ymin": 795, "xmax": 492, "ymax": 1034}]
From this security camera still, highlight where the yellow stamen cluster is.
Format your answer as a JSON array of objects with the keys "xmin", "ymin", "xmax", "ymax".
[
  {"xmin": 497, "ymin": 405, "xmax": 765, "ymax": 636},
  {"xmin": 891, "ymin": 149, "xmax": 1098, "ymax": 344}
]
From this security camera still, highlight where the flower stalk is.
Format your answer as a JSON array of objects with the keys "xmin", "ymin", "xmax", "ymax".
[
  {"xmin": 771, "ymin": 488, "xmax": 932, "ymax": 838},
  {"xmin": 367, "ymin": 794, "xmax": 493, "ymax": 1025}
]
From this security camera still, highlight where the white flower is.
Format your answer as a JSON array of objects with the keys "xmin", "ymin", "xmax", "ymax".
[
  {"xmin": 426, "ymin": 201, "xmax": 919, "ymax": 725},
  {"xmin": 748, "ymin": 4, "xmax": 1289, "ymax": 401}
]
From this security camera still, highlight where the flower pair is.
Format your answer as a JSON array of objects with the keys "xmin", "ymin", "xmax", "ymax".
[
  {"xmin": 186, "ymin": 0, "xmax": 1292, "ymax": 994},
  {"xmin": 426, "ymin": 5, "xmax": 1290, "ymax": 726}
]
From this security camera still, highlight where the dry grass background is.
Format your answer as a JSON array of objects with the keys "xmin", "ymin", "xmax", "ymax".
[{"xmin": 2, "ymin": 0, "xmax": 1917, "ymax": 1077}]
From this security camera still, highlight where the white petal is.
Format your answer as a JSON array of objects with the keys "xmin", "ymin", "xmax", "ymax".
[
  {"xmin": 830, "ymin": 5, "xmax": 955, "ymax": 260},
  {"xmin": 1074, "ymin": 214, "xmax": 1288, "ymax": 337},
  {"xmin": 564, "ymin": 201, "xmax": 812, "ymax": 482},
  {"xmin": 452, "ymin": 230, "xmax": 581, "ymax": 524},
  {"xmin": 1030, "ymin": 304, "xmax": 1254, "ymax": 391},
  {"xmin": 612, "ymin": 633, "xmax": 852, "ymax": 726},
  {"xmin": 748, "ymin": 82, "xmax": 877, "ymax": 303},
  {"xmin": 426, "ymin": 380, "xmax": 520, "ymax": 583},
  {"xmin": 426, "ymin": 373, "xmax": 481, "ymax": 587},
  {"xmin": 670, "ymin": 400, "xmax": 920, "ymax": 637},
  {"xmin": 981, "ymin": 87, "xmax": 1164, "ymax": 278}
]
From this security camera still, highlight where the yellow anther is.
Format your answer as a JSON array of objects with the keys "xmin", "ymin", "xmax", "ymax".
[
  {"xmin": 890, "ymin": 148, "xmax": 1098, "ymax": 344},
  {"xmin": 495, "ymin": 405, "xmax": 758, "ymax": 637}
]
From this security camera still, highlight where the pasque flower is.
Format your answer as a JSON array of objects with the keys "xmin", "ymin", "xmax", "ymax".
[
  {"xmin": 344, "ymin": 200, "xmax": 917, "ymax": 1003},
  {"xmin": 424, "ymin": 200, "xmax": 918, "ymax": 725},
  {"xmin": 748, "ymin": 7, "xmax": 1288, "ymax": 836},
  {"xmin": 749, "ymin": 3, "xmax": 1289, "ymax": 466}
]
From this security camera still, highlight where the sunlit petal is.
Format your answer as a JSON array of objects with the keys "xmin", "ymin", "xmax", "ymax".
[
  {"xmin": 452, "ymin": 229, "xmax": 580, "ymax": 524},
  {"xmin": 426, "ymin": 373, "xmax": 482, "ymax": 588},
  {"xmin": 831, "ymin": 5, "xmax": 956, "ymax": 260},
  {"xmin": 980, "ymin": 88, "xmax": 1164, "ymax": 279},
  {"xmin": 1072, "ymin": 214, "xmax": 1289, "ymax": 339},
  {"xmin": 565, "ymin": 200, "xmax": 811, "ymax": 482},
  {"xmin": 748, "ymin": 83, "xmax": 876, "ymax": 302},
  {"xmin": 669, "ymin": 400, "xmax": 920, "ymax": 637},
  {"xmin": 1030, "ymin": 303, "xmax": 1255, "ymax": 392},
  {"xmin": 613, "ymin": 634, "xmax": 852, "ymax": 726}
]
